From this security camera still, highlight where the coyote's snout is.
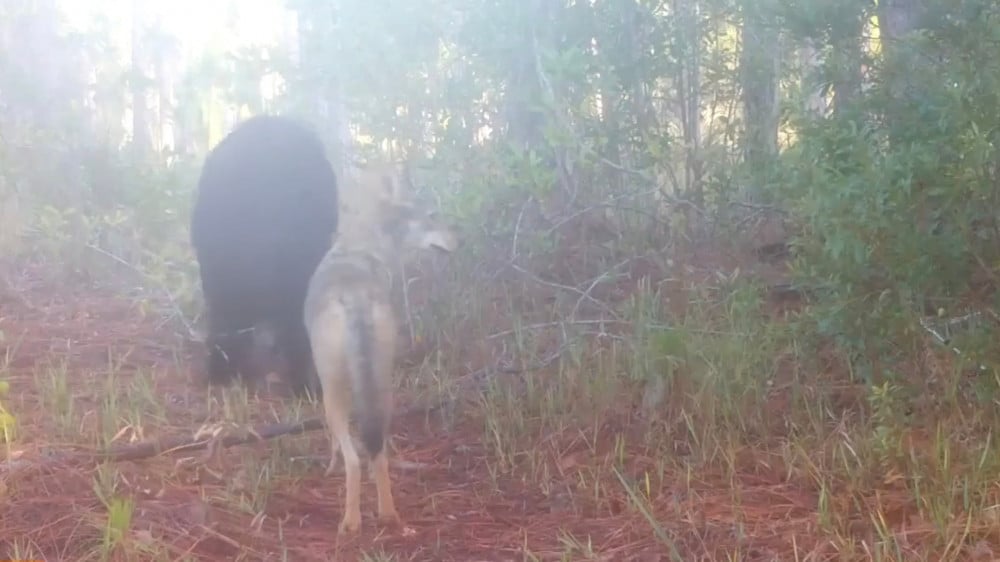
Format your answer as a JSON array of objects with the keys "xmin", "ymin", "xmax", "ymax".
[{"xmin": 303, "ymin": 164, "xmax": 457, "ymax": 534}]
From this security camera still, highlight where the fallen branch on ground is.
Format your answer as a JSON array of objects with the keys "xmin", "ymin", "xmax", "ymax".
[
  {"xmin": 1, "ymin": 345, "xmax": 562, "ymax": 479},
  {"xmin": 0, "ymin": 401, "xmax": 449, "ymax": 478},
  {"xmin": 98, "ymin": 416, "xmax": 325, "ymax": 463}
]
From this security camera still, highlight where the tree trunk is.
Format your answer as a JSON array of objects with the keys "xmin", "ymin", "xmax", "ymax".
[
  {"xmin": 131, "ymin": 0, "xmax": 151, "ymax": 161},
  {"xmin": 739, "ymin": 0, "xmax": 780, "ymax": 199},
  {"xmin": 675, "ymin": 0, "xmax": 703, "ymax": 204},
  {"xmin": 831, "ymin": 1, "xmax": 867, "ymax": 116},
  {"xmin": 878, "ymin": 0, "xmax": 926, "ymax": 143},
  {"xmin": 799, "ymin": 39, "xmax": 828, "ymax": 117},
  {"xmin": 296, "ymin": 5, "xmax": 352, "ymax": 180}
]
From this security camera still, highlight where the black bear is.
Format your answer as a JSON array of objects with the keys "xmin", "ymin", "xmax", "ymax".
[{"xmin": 190, "ymin": 114, "xmax": 339, "ymax": 394}]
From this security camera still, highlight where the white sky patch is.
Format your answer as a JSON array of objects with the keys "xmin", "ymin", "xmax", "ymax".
[
  {"xmin": 60, "ymin": 0, "xmax": 288, "ymax": 63},
  {"xmin": 59, "ymin": 0, "xmax": 293, "ymax": 148}
]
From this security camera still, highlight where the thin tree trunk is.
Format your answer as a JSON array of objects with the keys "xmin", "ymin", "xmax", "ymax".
[
  {"xmin": 799, "ymin": 39, "xmax": 828, "ymax": 116},
  {"xmin": 297, "ymin": 5, "xmax": 352, "ymax": 180},
  {"xmin": 675, "ymin": 0, "xmax": 703, "ymax": 204},
  {"xmin": 130, "ymin": 0, "xmax": 151, "ymax": 160},
  {"xmin": 832, "ymin": 2, "xmax": 867, "ymax": 116},
  {"xmin": 878, "ymin": 0, "xmax": 926, "ymax": 137},
  {"xmin": 739, "ymin": 0, "xmax": 780, "ymax": 199}
]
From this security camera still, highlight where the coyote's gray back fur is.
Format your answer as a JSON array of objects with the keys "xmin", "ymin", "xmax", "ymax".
[
  {"xmin": 303, "ymin": 163, "xmax": 457, "ymax": 534},
  {"xmin": 304, "ymin": 250, "xmax": 396, "ymax": 455}
]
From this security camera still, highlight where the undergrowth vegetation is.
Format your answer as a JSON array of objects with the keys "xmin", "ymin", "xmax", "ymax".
[{"xmin": 3, "ymin": 0, "xmax": 1000, "ymax": 560}]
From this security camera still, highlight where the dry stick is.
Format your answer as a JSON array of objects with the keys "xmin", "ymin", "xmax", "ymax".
[
  {"xmin": 508, "ymin": 262, "xmax": 618, "ymax": 318},
  {"xmin": 485, "ymin": 319, "xmax": 629, "ymax": 341},
  {"xmin": 3, "ymin": 343, "xmax": 577, "ymax": 478},
  {"xmin": 0, "ymin": 402, "xmax": 448, "ymax": 478},
  {"xmin": 95, "ymin": 417, "xmax": 326, "ymax": 463},
  {"xmin": 98, "ymin": 400, "xmax": 448, "ymax": 464},
  {"xmin": 511, "ymin": 197, "xmax": 532, "ymax": 260},
  {"xmin": 543, "ymin": 188, "xmax": 660, "ymax": 237},
  {"xmin": 85, "ymin": 242, "xmax": 199, "ymax": 340}
]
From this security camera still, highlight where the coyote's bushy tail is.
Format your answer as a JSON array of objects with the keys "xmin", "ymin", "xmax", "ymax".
[{"xmin": 344, "ymin": 298, "xmax": 386, "ymax": 457}]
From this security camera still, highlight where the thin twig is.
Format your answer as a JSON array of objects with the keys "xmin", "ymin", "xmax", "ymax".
[
  {"xmin": 599, "ymin": 156, "xmax": 709, "ymax": 221},
  {"xmin": 570, "ymin": 256, "xmax": 636, "ymax": 320},
  {"xmin": 85, "ymin": 243, "xmax": 198, "ymax": 340},
  {"xmin": 544, "ymin": 189, "xmax": 660, "ymax": 236},
  {"xmin": 0, "ymin": 401, "xmax": 444, "ymax": 476},
  {"xmin": 485, "ymin": 319, "xmax": 628, "ymax": 340},
  {"xmin": 508, "ymin": 262, "xmax": 618, "ymax": 318},
  {"xmin": 511, "ymin": 197, "xmax": 532, "ymax": 260}
]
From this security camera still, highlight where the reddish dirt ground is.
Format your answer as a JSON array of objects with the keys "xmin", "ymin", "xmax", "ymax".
[{"xmin": 0, "ymin": 261, "xmax": 828, "ymax": 562}]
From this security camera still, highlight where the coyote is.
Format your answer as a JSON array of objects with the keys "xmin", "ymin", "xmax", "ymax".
[{"xmin": 303, "ymin": 164, "xmax": 457, "ymax": 533}]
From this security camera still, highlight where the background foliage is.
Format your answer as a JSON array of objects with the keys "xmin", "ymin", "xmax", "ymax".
[
  {"xmin": 6, "ymin": 0, "xmax": 1000, "ymax": 558},
  {"xmin": 5, "ymin": 0, "xmax": 988, "ymax": 375}
]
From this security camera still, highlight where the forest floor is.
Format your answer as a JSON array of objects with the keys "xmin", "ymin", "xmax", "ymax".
[{"xmin": 0, "ymin": 247, "xmax": 971, "ymax": 562}]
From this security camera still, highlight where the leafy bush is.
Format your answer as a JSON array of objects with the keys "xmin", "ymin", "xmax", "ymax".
[{"xmin": 773, "ymin": 8, "xmax": 1000, "ymax": 374}]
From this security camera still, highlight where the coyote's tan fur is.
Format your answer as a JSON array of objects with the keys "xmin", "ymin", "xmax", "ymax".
[{"xmin": 303, "ymin": 163, "xmax": 457, "ymax": 534}]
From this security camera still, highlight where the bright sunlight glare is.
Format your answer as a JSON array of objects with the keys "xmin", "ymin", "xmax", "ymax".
[{"xmin": 61, "ymin": 0, "xmax": 292, "ymax": 62}]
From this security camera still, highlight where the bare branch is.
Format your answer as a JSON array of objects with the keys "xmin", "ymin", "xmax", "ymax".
[{"xmin": 85, "ymin": 242, "xmax": 199, "ymax": 340}]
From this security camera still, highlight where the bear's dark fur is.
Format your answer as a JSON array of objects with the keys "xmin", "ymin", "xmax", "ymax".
[{"xmin": 190, "ymin": 114, "xmax": 339, "ymax": 393}]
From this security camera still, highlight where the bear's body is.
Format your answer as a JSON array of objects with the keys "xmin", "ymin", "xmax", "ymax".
[{"xmin": 190, "ymin": 114, "xmax": 339, "ymax": 393}]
